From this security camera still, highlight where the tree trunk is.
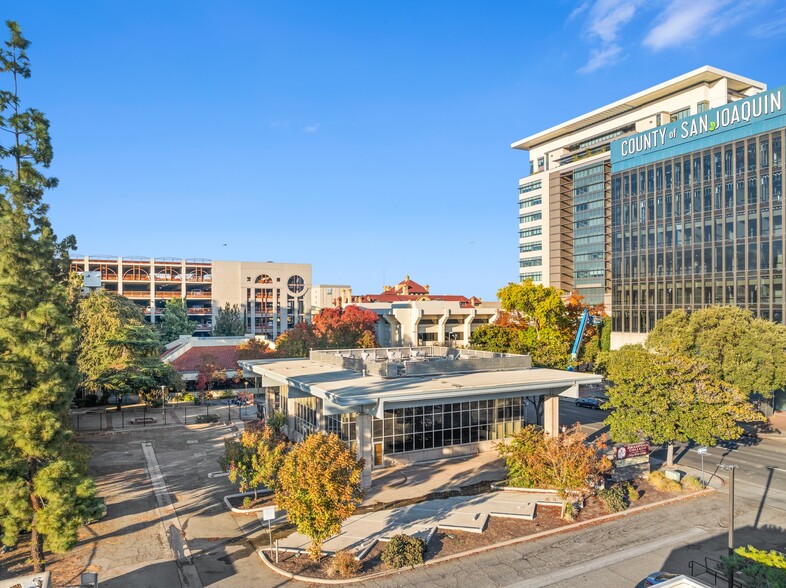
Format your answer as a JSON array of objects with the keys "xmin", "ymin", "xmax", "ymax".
[
  {"xmin": 666, "ymin": 442, "xmax": 674, "ymax": 467},
  {"xmin": 529, "ymin": 395, "xmax": 545, "ymax": 426},
  {"xmin": 30, "ymin": 493, "xmax": 45, "ymax": 572}
]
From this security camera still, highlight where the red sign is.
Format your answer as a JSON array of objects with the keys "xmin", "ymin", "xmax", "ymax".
[{"xmin": 614, "ymin": 442, "xmax": 649, "ymax": 461}]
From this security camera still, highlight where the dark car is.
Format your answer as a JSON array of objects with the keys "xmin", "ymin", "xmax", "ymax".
[
  {"xmin": 645, "ymin": 572, "xmax": 680, "ymax": 585},
  {"xmin": 575, "ymin": 397, "xmax": 602, "ymax": 409}
]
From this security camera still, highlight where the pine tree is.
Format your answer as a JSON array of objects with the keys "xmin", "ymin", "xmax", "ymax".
[
  {"xmin": 213, "ymin": 302, "xmax": 246, "ymax": 336},
  {"xmin": 159, "ymin": 297, "xmax": 195, "ymax": 343},
  {"xmin": 0, "ymin": 21, "xmax": 100, "ymax": 571}
]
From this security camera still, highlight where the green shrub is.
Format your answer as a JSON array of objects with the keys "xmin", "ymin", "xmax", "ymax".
[
  {"xmin": 329, "ymin": 550, "xmax": 362, "ymax": 578},
  {"xmin": 720, "ymin": 547, "xmax": 786, "ymax": 588},
  {"xmin": 562, "ymin": 501, "xmax": 576, "ymax": 521},
  {"xmin": 381, "ymin": 534, "xmax": 426, "ymax": 569},
  {"xmin": 625, "ymin": 482, "xmax": 640, "ymax": 502},
  {"xmin": 597, "ymin": 485, "xmax": 628, "ymax": 513},
  {"xmin": 648, "ymin": 470, "xmax": 683, "ymax": 492},
  {"xmin": 266, "ymin": 410, "xmax": 287, "ymax": 434},
  {"xmin": 681, "ymin": 475, "xmax": 704, "ymax": 491},
  {"xmin": 196, "ymin": 414, "xmax": 220, "ymax": 424}
]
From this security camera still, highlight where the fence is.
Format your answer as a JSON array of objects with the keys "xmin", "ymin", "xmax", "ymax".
[{"xmin": 71, "ymin": 403, "xmax": 258, "ymax": 432}]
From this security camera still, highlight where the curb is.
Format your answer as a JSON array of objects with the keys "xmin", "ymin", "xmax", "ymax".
[
  {"xmin": 223, "ymin": 491, "xmax": 275, "ymax": 514},
  {"xmin": 257, "ymin": 487, "xmax": 716, "ymax": 584}
]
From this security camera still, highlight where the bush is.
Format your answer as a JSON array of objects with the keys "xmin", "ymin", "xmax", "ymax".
[
  {"xmin": 562, "ymin": 501, "xmax": 577, "ymax": 521},
  {"xmin": 381, "ymin": 534, "xmax": 426, "ymax": 569},
  {"xmin": 83, "ymin": 394, "xmax": 99, "ymax": 407},
  {"xmin": 681, "ymin": 475, "xmax": 704, "ymax": 491},
  {"xmin": 196, "ymin": 414, "xmax": 220, "ymax": 424},
  {"xmin": 624, "ymin": 482, "xmax": 640, "ymax": 502},
  {"xmin": 597, "ymin": 485, "xmax": 628, "ymax": 513},
  {"xmin": 329, "ymin": 550, "xmax": 362, "ymax": 578},
  {"xmin": 648, "ymin": 470, "xmax": 683, "ymax": 492}
]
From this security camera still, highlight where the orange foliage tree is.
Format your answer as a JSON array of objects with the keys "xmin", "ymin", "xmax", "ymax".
[
  {"xmin": 276, "ymin": 433, "xmax": 365, "ymax": 560},
  {"xmin": 496, "ymin": 424, "xmax": 611, "ymax": 497},
  {"xmin": 274, "ymin": 306, "xmax": 379, "ymax": 357},
  {"xmin": 237, "ymin": 338, "xmax": 270, "ymax": 360}
]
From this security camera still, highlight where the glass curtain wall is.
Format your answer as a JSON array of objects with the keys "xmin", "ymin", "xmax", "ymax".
[
  {"xmin": 574, "ymin": 162, "xmax": 608, "ymax": 304},
  {"xmin": 612, "ymin": 129, "xmax": 784, "ymax": 332},
  {"xmin": 371, "ymin": 397, "xmax": 529, "ymax": 456}
]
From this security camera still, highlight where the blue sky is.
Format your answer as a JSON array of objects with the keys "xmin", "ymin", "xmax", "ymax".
[{"xmin": 8, "ymin": 1, "xmax": 786, "ymax": 301}]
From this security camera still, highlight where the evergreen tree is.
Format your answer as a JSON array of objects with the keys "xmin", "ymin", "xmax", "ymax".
[
  {"xmin": 159, "ymin": 297, "xmax": 195, "ymax": 343},
  {"xmin": 0, "ymin": 21, "xmax": 100, "ymax": 571},
  {"xmin": 213, "ymin": 302, "xmax": 246, "ymax": 336},
  {"xmin": 75, "ymin": 291, "xmax": 182, "ymax": 407}
]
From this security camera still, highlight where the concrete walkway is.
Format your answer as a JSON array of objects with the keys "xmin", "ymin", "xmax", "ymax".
[
  {"xmin": 276, "ymin": 490, "xmax": 562, "ymax": 555},
  {"xmin": 364, "ymin": 452, "xmax": 507, "ymax": 505}
]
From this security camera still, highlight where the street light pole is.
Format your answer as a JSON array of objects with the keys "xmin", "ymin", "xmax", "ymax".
[
  {"xmin": 728, "ymin": 465, "xmax": 735, "ymax": 556},
  {"xmin": 719, "ymin": 464, "xmax": 737, "ymax": 556}
]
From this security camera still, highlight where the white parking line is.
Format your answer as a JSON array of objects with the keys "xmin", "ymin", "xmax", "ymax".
[{"xmin": 142, "ymin": 442, "xmax": 204, "ymax": 588}]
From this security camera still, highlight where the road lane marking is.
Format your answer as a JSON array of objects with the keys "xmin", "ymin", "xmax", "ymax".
[
  {"xmin": 142, "ymin": 442, "xmax": 204, "ymax": 588},
  {"xmin": 504, "ymin": 527, "xmax": 709, "ymax": 588}
]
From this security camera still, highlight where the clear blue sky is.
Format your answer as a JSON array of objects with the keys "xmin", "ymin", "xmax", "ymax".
[{"xmin": 9, "ymin": 1, "xmax": 786, "ymax": 301}]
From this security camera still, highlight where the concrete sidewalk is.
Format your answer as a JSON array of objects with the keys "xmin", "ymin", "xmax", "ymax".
[
  {"xmin": 275, "ymin": 490, "xmax": 562, "ymax": 556},
  {"xmin": 364, "ymin": 451, "xmax": 506, "ymax": 505}
]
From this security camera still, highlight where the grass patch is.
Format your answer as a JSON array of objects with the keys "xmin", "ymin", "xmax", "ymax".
[{"xmin": 648, "ymin": 470, "xmax": 683, "ymax": 492}]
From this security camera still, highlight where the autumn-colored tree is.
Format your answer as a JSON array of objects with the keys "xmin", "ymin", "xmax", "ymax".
[
  {"xmin": 273, "ymin": 322, "xmax": 318, "ymax": 358},
  {"xmin": 220, "ymin": 426, "xmax": 289, "ymax": 498},
  {"xmin": 312, "ymin": 305, "xmax": 379, "ymax": 348},
  {"xmin": 604, "ymin": 345, "xmax": 763, "ymax": 465},
  {"xmin": 274, "ymin": 306, "xmax": 379, "ymax": 357},
  {"xmin": 496, "ymin": 424, "xmax": 611, "ymax": 496},
  {"xmin": 276, "ymin": 433, "xmax": 365, "ymax": 560},
  {"xmin": 237, "ymin": 338, "xmax": 270, "ymax": 360},
  {"xmin": 195, "ymin": 355, "xmax": 226, "ymax": 401},
  {"xmin": 356, "ymin": 329, "xmax": 378, "ymax": 349},
  {"xmin": 497, "ymin": 280, "xmax": 569, "ymax": 338}
]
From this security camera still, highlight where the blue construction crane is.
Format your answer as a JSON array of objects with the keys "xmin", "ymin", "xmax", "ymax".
[{"xmin": 567, "ymin": 308, "xmax": 597, "ymax": 370}]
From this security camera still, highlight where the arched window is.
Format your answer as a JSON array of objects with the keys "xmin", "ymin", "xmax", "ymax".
[{"xmin": 255, "ymin": 274, "xmax": 273, "ymax": 284}]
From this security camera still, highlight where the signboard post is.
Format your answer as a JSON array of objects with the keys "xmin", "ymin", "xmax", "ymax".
[
  {"xmin": 262, "ymin": 506, "xmax": 276, "ymax": 550},
  {"xmin": 610, "ymin": 442, "xmax": 650, "ymax": 481},
  {"xmin": 696, "ymin": 446, "xmax": 708, "ymax": 487}
]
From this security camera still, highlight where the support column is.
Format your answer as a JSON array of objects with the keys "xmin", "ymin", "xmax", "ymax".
[
  {"xmin": 543, "ymin": 394, "xmax": 560, "ymax": 437},
  {"xmin": 462, "ymin": 308, "xmax": 477, "ymax": 345},
  {"xmin": 355, "ymin": 413, "xmax": 374, "ymax": 488},
  {"xmin": 382, "ymin": 314, "xmax": 400, "ymax": 346},
  {"xmin": 437, "ymin": 309, "xmax": 450, "ymax": 345},
  {"xmin": 249, "ymin": 288, "xmax": 256, "ymax": 335}
]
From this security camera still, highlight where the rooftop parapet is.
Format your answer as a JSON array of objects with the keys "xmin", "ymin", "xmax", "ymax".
[{"xmin": 309, "ymin": 346, "xmax": 532, "ymax": 379}]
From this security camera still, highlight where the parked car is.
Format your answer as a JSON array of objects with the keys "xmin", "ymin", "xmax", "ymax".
[
  {"xmin": 575, "ymin": 397, "xmax": 603, "ymax": 409},
  {"xmin": 645, "ymin": 572, "xmax": 680, "ymax": 585}
]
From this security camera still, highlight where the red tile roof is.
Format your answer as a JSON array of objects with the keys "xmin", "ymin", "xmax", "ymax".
[{"xmin": 171, "ymin": 346, "xmax": 239, "ymax": 372}]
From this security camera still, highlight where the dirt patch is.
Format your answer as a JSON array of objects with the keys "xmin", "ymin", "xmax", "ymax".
[
  {"xmin": 272, "ymin": 542, "xmax": 387, "ymax": 579},
  {"xmin": 271, "ymin": 478, "xmax": 704, "ymax": 581}
]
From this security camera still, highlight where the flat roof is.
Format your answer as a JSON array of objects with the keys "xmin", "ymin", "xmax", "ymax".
[
  {"xmin": 241, "ymin": 357, "xmax": 601, "ymax": 409},
  {"xmin": 512, "ymin": 66, "xmax": 766, "ymax": 151}
]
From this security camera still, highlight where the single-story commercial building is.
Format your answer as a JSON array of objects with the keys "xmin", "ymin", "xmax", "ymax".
[{"xmin": 240, "ymin": 346, "xmax": 601, "ymax": 486}]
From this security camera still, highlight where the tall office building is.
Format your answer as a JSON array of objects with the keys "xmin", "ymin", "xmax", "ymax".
[
  {"xmin": 512, "ymin": 66, "xmax": 766, "ymax": 311},
  {"xmin": 610, "ymin": 84, "xmax": 786, "ymax": 346}
]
